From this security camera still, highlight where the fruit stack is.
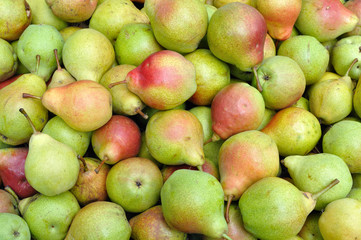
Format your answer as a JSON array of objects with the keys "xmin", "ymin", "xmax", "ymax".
[{"xmin": 1, "ymin": 0, "xmax": 361, "ymax": 239}]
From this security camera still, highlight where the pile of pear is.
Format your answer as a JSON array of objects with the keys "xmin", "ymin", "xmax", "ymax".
[{"xmin": 1, "ymin": 0, "xmax": 361, "ymax": 239}]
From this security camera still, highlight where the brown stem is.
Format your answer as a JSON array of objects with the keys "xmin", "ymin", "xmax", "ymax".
[
  {"xmin": 77, "ymin": 155, "xmax": 88, "ymax": 172},
  {"xmin": 22, "ymin": 93, "xmax": 42, "ymax": 100},
  {"xmin": 54, "ymin": 49, "xmax": 61, "ymax": 71},
  {"xmin": 252, "ymin": 65, "xmax": 262, "ymax": 92},
  {"xmin": 108, "ymin": 80, "xmax": 127, "ymax": 89},
  {"xmin": 225, "ymin": 195, "xmax": 233, "ymax": 223},
  {"xmin": 312, "ymin": 179, "xmax": 340, "ymax": 200},
  {"xmin": 136, "ymin": 108, "xmax": 148, "ymax": 119},
  {"xmin": 19, "ymin": 108, "xmax": 38, "ymax": 134},
  {"xmin": 345, "ymin": 58, "xmax": 359, "ymax": 77},
  {"xmin": 95, "ymin": 156, "xmax": 108, "ymax": 174}
]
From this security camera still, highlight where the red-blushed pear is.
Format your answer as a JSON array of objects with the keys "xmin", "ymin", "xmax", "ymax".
[
  {"xmin": 295, "ymin": 0, "xmax": 359, "ymax": 42},
  {"xmin": 207, "ymin": 2, "xmax": 267, "ymax": 72},
  {"xmin": 345, "ymin": 0, "xmax": 361, "ymax": 36},
  {"xmin": 110, "ymin": 50, "xmax": 197, "ymax": 110},
  {"xmin": 208, "ymin": 82, "xmax": 265, "ymax": 142},
  {"xmin": 0, "ymin": 148, "xmax": 37, "ymax": 199},
  {"xmin": 91, "ymin": 115, "xmax": 141, "ymax": 173},
  {"xmin": 129, "ymin": 205, "xmax": 187, "ymax": 240},
  {"xmin": 70, "ymin": 156, "xmax": 110, "ymax": 207},
  {"xmin": 219, "ymin": 130, "xmax": 279, "ymax": 222},
  {"xmin": 256, "ymin": 0, "xmax": 302, "ymax": 41},
  {"xmin": 0, "ymin": 187, "xmax": 19, "ymax": 215}
]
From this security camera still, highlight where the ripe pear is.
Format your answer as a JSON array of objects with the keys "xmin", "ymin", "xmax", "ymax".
[
  {"xmin": 161, "ymin": 169, "xmax": 232, "ymax": 239},
  {"xmin": 319, "ymin": 198, "xmax": 361, "ymax": 239},
  {"xmin": 129, "ymin": 205, "xmax": 187, "ymax": 240},
  {"xmin": 0, "ymin": 38, "xmax": 17, "ymax": 82},
  {"xmin": 145, "ymin": 109, "xmax": 205, "ymax": 168},
  {"xmin": 295, "ymin": 0, "xmax": 359, "ymax": 42},
  {"xmin": 345, "ymin": 0, "xmax": 361, "ymax": 36},
  {"xmin": 298, "ymin": 212, "xmax": 323, "ymax": 240},
  {"xmin": 144, "ymin": 0, "xmax": 207, "ymax": 53},
  {"xmin": 19, "ymin": 191, "xmax": 80, "ymax": 240},
  {"xmin": 0, "ymin": 188, "xmax": 19, "ymax": 214},
  {"xmin": 19, "ymin": 108, "xmax": 80, "ymax": 196},
  {"xmin": 207, "ymin": 2, "xmax": 267, "ymax": 72},
  {"xmin": 65, "ymin": 201, "xmax": 131, "ymax": 240},
  {"xmin": 46, "ymin": 0, "xmax": 97, "ymax": 23},
  {"xmin": 239, "ymin": 176, "xmax": 339, "ymax": 240},
  {"xmin": 263, "ymin": 34, "xmax": 277, "ymax": 60},
  {"xmin": 261, "ymin": 107, "xmax": 322, "ymax": 157},
  {"xmin": 322, "ymin": 120, "xmax": 361, "ymax": 173},
  {"xmin": 47, "ymin": 49, "xmax": 76, "ymax": 89},
  {"xmin": 0, "ymin": 0, "xmax": 32, "ymax": 41},
  {"xmin": 0, "ymin": 73, "xmax": 48, "ymax": 146},
  {"xmin": 62, "ymin": 28, "xmax": 115, "ymax": 82},
  {"xmin": 0, "ymin": 213, "xmax": 31, "ymax": 240},
  {"xmin": 17, "ymin": 24, "xmax": 65, "ymax": 81},
  {"xmin": 283, "ymin": 153, "xmax": 353, "ymax": 210}
]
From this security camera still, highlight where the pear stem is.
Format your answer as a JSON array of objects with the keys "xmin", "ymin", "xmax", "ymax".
[
  {"xmin": 225, "ymin": 195, "xmax": 233, "ymax": 223},
  {"xmin": 108, "ymin": 80, "xmax": 126, "ymax": 88},
  {"xmin": 54, "ymin": 49, "xmax": 61, "ymax": 71},
  {"xmin": 203, "ymin": 133, "xmax": 221, "ymax": 146},
  {"xmin": 95, "ymin": 155, "xmax": 108, "ymax": 174},
  {"xmin": 35, "ymin": 55, "xmax": 41, "ymax": 76},
  {"xmin": 19, "ymin": 108, "xmax": 38, "ymax": 134},
  {"xmin": 252, "ymin": 65, "xmax": 262, "ymax": 92},
  {"xmin": 77, "ymin": 155, "xmax": 88, "ymax": 172},
  {"xmin": 136, "ymin": 108, "xmax": 148, "ymax": 119},
  {"xmin": 312, "ymin": 178, "xmax": 340, "ymax": 200},
  {"xmin": 222, "ymin": 233, "xmax": 233, "ymax": 240},
  {"xmin": 22, "ymin": 93, "xmax": 42, "ymax": 100},
  {"xmin": 345, "ymin": 58, "xmax": 358, "ymax": 77},
  {"xmin": 197, "ymin": 165, "xmax": 203, "ymax": 172},
  {"xmin": 4, "ymin": 186, "xmax": 20, "ymax": 205}
]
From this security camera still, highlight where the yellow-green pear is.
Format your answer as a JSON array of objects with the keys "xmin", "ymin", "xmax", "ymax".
[
  {"xmin": 0, "ymin": 38, "xmax": 17, "ymax": 82},
  {"xmin": 298, "ymin": 212, "xmax": 323, "ymax": 240}
]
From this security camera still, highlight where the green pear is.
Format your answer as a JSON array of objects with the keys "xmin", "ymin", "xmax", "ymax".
[
  {"xmin": 0, "ymin": 38, "xmax": 17, "ymax": 82},
  {"xmin": 144, "ymin": 0, "xmax": 208, "ymax": 53},
  {"xmin": 114, "ymin": 23, "xmax": 164, "ymax": 66},
  {"xmin": 17, "ymin": 24, "xmax": 65, "ymax": 81},
  {"xmin": 283, "ymin": 153, "xmax": 353, "ymax": 210},
  {"xmin": 42, "ymin": 116, "xmax": 91, "ymax": 156},
  {"xmin": 213, "ymin": 0, "xmax": 256, "ymax": 8},
  {"xmin": 332, "ymin": 35, "xmax": 361, "ymax": 80},
  {"xmin": 19, "ymin": 108, "xmax": 80, "ymax": 196},
  {"xmin": 106, "ymin": 157, "xmax": 163, "ymax": 213},
  {"xmin": 261, "ymin": 107, "xmax": 322, "ymax": 157},
  {"xmin": 47, "ymin": 49, "xmax": 76, "ymax": 89},
  {"xmin": 277, "ymin": 35, "xmax": 329, "ymax": 85},
  {"xmin": 207, "ymin": 2, "xmax": 267, "ymax": 72},
  {"xmin": 11, "ymin": 40, "xmax": 30, "ymax": 75},
  {"xmin": 62, "ymin": 28, "xmax": 115, "ymax": 82},
  {"xmin": 90, "ymin": 0, "xmax": 149, "ymax": 43},
  {"xmin": 322, "ymin": 38, "xmax": 337, "ymax": 72},
  {"xmin": 0, "ymin": 73, "xmax": 48, "ymax": 146},
  {"xmin": 138, "ymin": 132, "xmax": 160, "ymax": 167},
  {"xmin": 0, "ymin": 0, "xmax": 32, "ymax": 41},
  {"xmin": 256, "ymin": 108, "xmax": 276, "ymax": 130},
  {"xmin": 19, "ymin": 191, "xmax": 80, "ymax": 240},
  {"xmin": 347, "ymin": 188, "xmax": 361, "ymax": 201},
  {"xmin": 59, "ymin": 26, "xmax": 82, "ymax": 41},
  {"xmin": 46, "ymin": 0, "xmax": 97, "ymax": 23},
  {"xmin": 161, "ymin": 169, "xmax": 232, "ymax": 239},
  {"xmin": 252, "ymin": 55, "xmax": 306, "ymax": 110},
  {"xmin": 197, "ymin": 4, "xmax": 217, "ymax": 49},
  {"xmin": 189, "ymin": 106, "xmax": 213, "ymax": 142},
  {"xmin": 353, "ymin": 173, "xmax": 361, "ymax": 188},
  {"xmin": 354, "ymin": 71, "xmax": 361, "ymax": 118},
  {"xmin": 298, "ymin": 212, "xmax": 323, "ymax": 240},
  {"xmin": 291, "ymin": 97, "xmax": 309, "ymax": 111},
  {"xmin": 322, "ymin": 120, "xmax": 361, "ymax": 173},
  {"xmin": 239, "ymin": 176, "xmax": 339, "ymax": 240},
  {"xmin": 0, "ymin": 213, "xmax": 30, "ymax": 240},
  {"xmin": 145, "ymin": 109, "xmax": 205, "ymax": 168},
  {"xmin": 26, "ymin": 0, "xmax": 68, "ymax": 30},
  {"xmin": 65, "ymin": 201, "xmax": 131, "ymax": 240},
  {"xmin": 184, "ymin": 49, "xmax": 231, "ymax": 106},
  {"xmin": 203, "ymin": 139, "xmax": 224, "ymax": 168},
  {"xmin": 319, "ymin": 198, "xmax": 361, "ymax": 239}
]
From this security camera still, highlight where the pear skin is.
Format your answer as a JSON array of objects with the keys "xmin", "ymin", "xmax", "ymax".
[{"xmin": 46, "ymin": 0, "xmax": 97, "ymax": 23}]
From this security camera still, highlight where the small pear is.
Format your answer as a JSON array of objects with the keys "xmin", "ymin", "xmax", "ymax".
[
  {"xmin": 19, "ymin": 108, "xmax": 80, "ymax": 196},
  {"xmin": 47, "ymin": 49, "xmax": 76, "ymax": 89}
]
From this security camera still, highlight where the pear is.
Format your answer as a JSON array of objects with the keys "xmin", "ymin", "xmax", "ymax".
[
  {"xmin": 261, "ymin": 107, "xmax": 322, "ymax": 157},
  {"xmin": 138, "ymin": 132, "xmax": 160, "ymax": 167},
  {"xmin": 283, "ymin": 153, "xmax": 353, "ymax": 210},
  {"xmin": 263, "ymin": 34, "xmax": 277, "ymax": 60},
  {"xmin": 19, "ymin": 108, "xmax": 80, "ymax": 196},
  {"xmin": 298, "ymin": 212, "xmax": 323, "ymax": 240},
  {"xmin": 0, "ymin": 0, "xmax": 32, "ymax": 41},
  {"xmin": 42, "ymin": 116, "xmax": 91, "ymax": 156},
  {"xmin": 90, "ymin": 0, "xmax": 149, "ymax": 43},
  {"xmin": 62, "ymin": 28, "xmax": 115, "ymax": 82},
  {"xmin": 184, "ymin": 49, "xmax": 231, "ymax": 106},
  {"xmin": 46, "ymin": 0, "xmax": 97, "ymax": 23},
  {"xmin": 189, "ymin": 106, "xmax": 213, "ymax": 142},
  {"xmin": 348, "ymin": 188, "xmax": 361, "ymax": 201},
  {"xmin": 322, "ymin": 120, "xmax": 361, "ymax": 173},
  {"xmin": 144, "ymin": 0, "xmax": 207, "ymax": 53},
  {"xmin": 0, "ymin": 73, "xmax": 48, "ymax": 146},
  {"xmin": 26, "ymin": 0, "xmax": 68, "ymax": 30},
  {"xmin": 114, "ymin": 23, "xmax": 164, "ymax": 66},
  {"xmin": 161, "ymin": 169, "xmax": 232, "ymax": 239},
  {"xmin": 319, "ymin": 198, "xmax": 361, "ymax": 239},
  {"xmin": 257, "ymin": 108, "xmax": 276, "ymax": 130},
  {"xmin": 47, "ymin": 49, "xmax": 76, "ymax": 89},
  {"xmin": 308, "ymin": 58, "xmax": 357, "ymax": 125},
  {"xmin": 65, "ymin": 201, "xmax": 131, "ymax": 240},
  {"xmin": 256, "ymin": 0, "xmax": 302, "ymax": 40},
  {"xmin": 0, "ymin": 213, "xmax": 31, "ymax": 240},
  {"xmin": 345, "ymin": 0, "xmax": 361, "ymax": 36},
  {"xmin": 11, "ymin": 40, "xmax": 30, "ymax": 75},
  {"xmin": 295, "ymin": 0, "xmax": 359, "ymax": 42},
  {"xmin": 213, "ymin": 0, "xmax": 256, "ymax": 8},
  {"xmin": 219, "ymin": 130, "xmax": 279, "ymax": 222},
  {"xmin": 129, "ymin": 205, "xmax": 187, "ymax": 240},
  {"xmin": 0, "ymin": 188, "xmax": 19, "ymax": 215},
  {"xmin": 0, "ymin": 38, "xmax": 17, "ymax": 82},
  {"xmin": 277, "ymin": 35, "xmax": 329, "ymax": 85},
  {"xmin": 291, "ymin": 97, "xmax": 309, "ymax": 111},
  {"xmin": 239, "ymin": 176, "xmax": 339, "ymax": 240},
  {"xmin": 19, "ymin": 191, "xmax": 80, "ymax": 240},
  {"xmin": 59, "ymin": 26, "xmax": 82, "ymax": 41},
  {"xmin": 17, "ymin": 24, "xmax": 65, "ymax": 81},
  {"xmin": 252, "ymin": 55, "xmax": 306, "ymax": 110},
  {"xmin": 145, "ymin": 109, "xmax": 205, "ymax": 169}
]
